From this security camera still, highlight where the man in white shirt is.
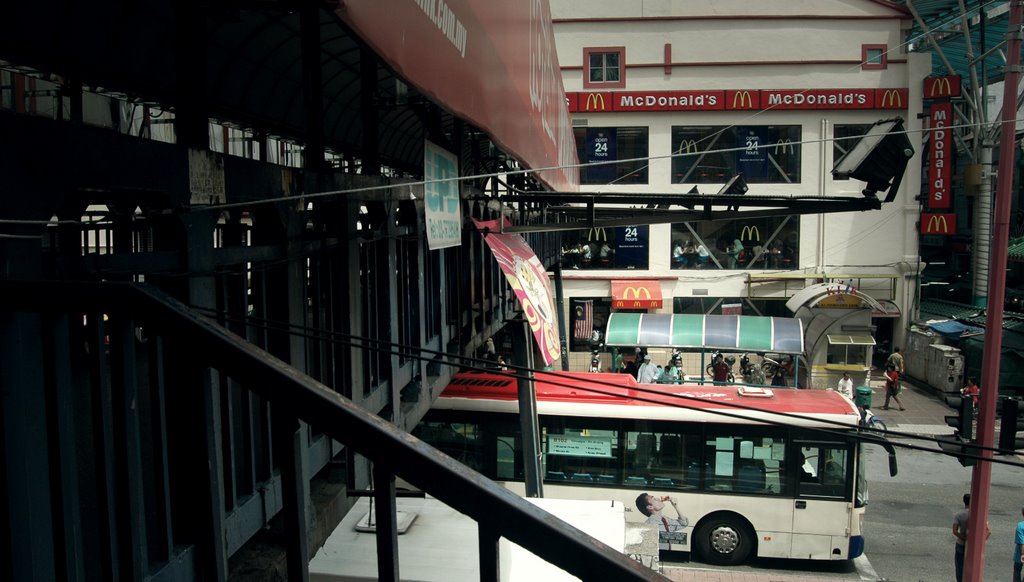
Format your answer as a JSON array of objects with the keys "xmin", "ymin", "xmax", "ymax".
[
  {"xmin": 637, "ymin": 354, "xmax": 659, "ymax": 384},
  {"xmin": 835, "ymin": 372, "xmax": 854, "ymax": 399}
]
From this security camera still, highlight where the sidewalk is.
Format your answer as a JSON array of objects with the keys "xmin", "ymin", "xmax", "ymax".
[
  {"xmin": 861, "ymin": 371, "xmax": 953, "ymax": 437},
  {"xmin": 661, "ymin": 570, "xmax": 846, "ymax": 582}
]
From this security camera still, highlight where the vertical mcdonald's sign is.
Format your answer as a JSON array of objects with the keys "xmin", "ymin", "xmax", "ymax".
[
  {"xmin": 929, "ymin": 103, "xmax": 952, "ymax": 209},
  {"xmin": 920, "ymin": 213, "xmax": 956, "ymax": 235},
  {"xmin": 924, "ymin": 75, "xmax": 961, "ymax": 99}
]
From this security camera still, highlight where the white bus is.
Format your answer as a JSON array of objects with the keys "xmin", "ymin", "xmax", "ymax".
[{"xmin": 414, "ymin": 370, "xmax": 897, "ymax": 565}]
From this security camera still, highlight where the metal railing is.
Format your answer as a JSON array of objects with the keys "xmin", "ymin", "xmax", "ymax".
[{"xmin": 2, "ymin": 280, "xmax": 663, "ymax": 581}]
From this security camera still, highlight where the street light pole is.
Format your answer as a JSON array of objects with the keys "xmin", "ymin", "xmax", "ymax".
[{"xmin": 964, "ymin": 2, "xmax": 1023, "ymax": 580}]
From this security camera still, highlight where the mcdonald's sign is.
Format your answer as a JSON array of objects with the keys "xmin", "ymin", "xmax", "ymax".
[
  {"xmin": 728, "ymin": 90, "xmax": 758, "ymax": 110},
  {"xmin": 677, "ymin": 139, "xmax": 699, "ymax": 155},
  {"xmin": 877, "ymin": 89, "xmax": 905, "ymax": 109},
  {"xmin": 610, "ymin": 280, "xmax": 663, "ymax": 309},
  {"xmin": 773, "ymin": 139, "xmax": 795, "ymax": 155},
  {"xmin": 921, "ymin": 213, "xmax": 956, "ymax": 235},
  {"xmin": 924, "ymin": 75, "xmax": 961, "ymax": 99},
  {"xmin": 579, "ymin": 92, "xmax": 610, "ymax": 112},
  {"xmin": 588, "ymin": 227, "xmax": 609, "ymax": 242},
  {"xmin": 740, "ymin": 225, "xmax": 761, "ymax": 242},
  {"xmin": 929, "ymin": 102, "xmax": 952, "ymax": 209}
]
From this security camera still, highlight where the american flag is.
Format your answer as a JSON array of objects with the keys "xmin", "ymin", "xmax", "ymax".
[{"xmin": 572, "ymin": 299, "xmax": 593, "ymax": 340}]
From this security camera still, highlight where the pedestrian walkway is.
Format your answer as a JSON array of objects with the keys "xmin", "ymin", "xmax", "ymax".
[{"xmin": 859, "ymin": 370, "xmax": 955, "ymax": 438}]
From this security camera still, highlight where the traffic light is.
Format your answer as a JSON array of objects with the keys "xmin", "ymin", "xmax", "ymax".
[
  {"xmin": 998, "ymin": 397, "xmax": 1024, "ymax": 452},
  {"xmin": 944, "ymin": 395, "xmax": 974, "ymax": 442}
]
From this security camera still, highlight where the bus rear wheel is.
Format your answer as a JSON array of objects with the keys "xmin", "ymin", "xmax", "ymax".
[{"xmin": 694, "ymin": 514, "xmax": 754, "ymax": 565}]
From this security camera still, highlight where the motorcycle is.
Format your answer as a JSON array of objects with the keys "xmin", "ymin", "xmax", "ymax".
[
  {"xmin": 589, "ymin": 347, "xmax": 602, "ymax": 373},
  {"xmin": 860, "ymin": 406, "xmax": 887, "ymax": 432}
]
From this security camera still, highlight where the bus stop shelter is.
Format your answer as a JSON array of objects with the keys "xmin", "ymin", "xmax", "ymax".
[{"xmin": 603, "ymin": 313, "xmax": 805, "ymax": 383}]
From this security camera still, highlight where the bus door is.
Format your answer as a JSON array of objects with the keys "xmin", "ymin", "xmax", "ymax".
[{"xmin": 791, "ymin": 441, "xmax": 853, "ymax": 559}]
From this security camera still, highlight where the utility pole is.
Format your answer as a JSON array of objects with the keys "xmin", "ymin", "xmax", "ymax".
[{"xmin": 964, "ymin": 2, "xmax": 1023, "ymax": 580}]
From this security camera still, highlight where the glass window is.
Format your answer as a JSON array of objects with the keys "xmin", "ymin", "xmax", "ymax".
[
  {"xmin": 624, "ymin": 428, "xmax": 702, "ymax": 490},
  {"xmin": 561, "ymin": 225, "xmax": 650, "ymax": 271},
  {"xmin": 702, "ymin": 431, "xmax": 787, "ymax": 495},
  {"xmin": 862, "ymin": 44, "xmax": 887, "ymax": 69},
  {"xmin": 568, "ymin": 297, "xmax": 610, "ymax": 353},
  {"xmin": 414, "ymin": 421, "xmax": 485, "ymax": 473},
  {"xmin": 671, "ymin": 125, "xmax": 801, "ymax": 184},
  {"xmin": 589, "ymin": 52, "xmax": 620, "ymax": 83},
  {"xmin": 797, "ymin": 444, "xmax": 850, "ymax": 498},
  {"xmin": 583, "ymin": 47, "xmax": 625, "ymax": 89},
  {"xmin": 669, "ymin": 216, "xmax": 799, "ymax": 271},
  {"xmin": 574, "ymin": 127, "xmax": 649, "ymax": 185},
  {"xmin": 542, "ymin": 420, "xmax": 621, "ymax": 485}
]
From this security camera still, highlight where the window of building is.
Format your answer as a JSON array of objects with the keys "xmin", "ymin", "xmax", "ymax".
[
  {"xmin": 574, "ymin": 127, "xmax": 649, "ymax": 185},
  {"xmin": 832, "ymin": 124, "xmax": 873, "ymax": 178},
  {"xmin": 862, "ymin": 44, "xmax": 887, "ymax": 70},
  {"xmin": 583, "ymin": 47, "xmax": 625, "ymax": 89},
  {"xmin": 568, "ymin": 297, "xmax": 611, "ymax": 352},
  {"xmin": 825, "ymin": 335, "xmax": 875, "ymax": 366},
  {"xmin": 669, "ymin": 216, "xmax": 799, "ymax": 271},
  {"xmin": 671, "ymin": 125, "xmax": 801, "ymax": 184},
  {"xmin": 560, "ymin": 225, "xmax": 650, "ymax": 271}
]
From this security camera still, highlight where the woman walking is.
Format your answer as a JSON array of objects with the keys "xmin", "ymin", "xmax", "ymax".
[{"xmin": 881, "ymin": 363, "xmax": 905, "ymax": 410}]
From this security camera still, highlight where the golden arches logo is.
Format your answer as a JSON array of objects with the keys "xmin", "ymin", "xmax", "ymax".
[
  {"xmin": 584, "ymin": 93, "xmax": 606, "ymax": 111},
  {"xmin": 773, "ymin": 139, "xmax": 794, "ymax": 155},
  {"xmin": 677, "ymin": 139, "xmax": 699, "ymax": 155},
  {"xmin": 926, "ymin": 214, "xmax": 951, "ymax": 234},
  {"xmin": 621, "ymin": 286, "xmax": 652, "ymax": 300},
  {"xmin": 926, "ymin": 77, "xmax": 953, "ymax": 98},
  {"xmin": 740, "ymin": 225, "xmax": 760, "ymax": 241},
  {"xmin": 588, "ymin": 227, "xmax": 608, "ymax": 242},
  {"xmin": 880, "ymin": 89, "xmax": 903, "ymax": 108},
  {"xmin": 732, "ymin": 91, "xmax": 753, "ymax": 109}
]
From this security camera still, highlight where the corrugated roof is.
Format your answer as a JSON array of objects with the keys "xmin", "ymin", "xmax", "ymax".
[
  {"xmin": 895, "ymin": 1, "xmax": 1019, "ymax": 81},
  {"xmin": 1008, "ymin": 236, "xmax": 1024, "ymax": 262},
  {"xmin": 918, "ymin": 298, "xmax": 984, "ymax": 321}
]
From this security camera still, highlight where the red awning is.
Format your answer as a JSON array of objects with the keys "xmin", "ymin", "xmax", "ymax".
[{"xmin": 610, "ymin": 280, "xmax": 663, "ymax": 309}]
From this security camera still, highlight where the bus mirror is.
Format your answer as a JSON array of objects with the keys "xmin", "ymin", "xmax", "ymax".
[{"xmin": 888, "ymin": 452, "xmax": 898, "ymax": 477}]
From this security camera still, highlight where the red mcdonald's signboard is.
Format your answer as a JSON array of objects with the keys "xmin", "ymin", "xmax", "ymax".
[
  {"xmin": 924, "ymin": 75, "xmax": 962, "ymax": 99},
  {"xmin": 929, "ymin": 102, "xmax": 952, "ymax": 209},
  {"xmin": 921, "ymin": 213, "xmax": 957, "ymax": 235}
]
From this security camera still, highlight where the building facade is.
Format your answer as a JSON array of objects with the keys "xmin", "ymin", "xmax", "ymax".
[{"xmin": 552, "ymin": 0, "xmax": 930, "ymax": 386}]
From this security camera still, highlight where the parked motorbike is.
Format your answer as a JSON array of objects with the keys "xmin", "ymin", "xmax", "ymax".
[{"xmin": 589, "ymin": 347, "xmax": 602, "ymax": 373}]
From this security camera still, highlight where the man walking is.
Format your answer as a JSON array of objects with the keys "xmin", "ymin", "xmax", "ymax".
[
  {"xmin": 887, "ymin": 347, "xmax": 905, "ymax": 375},
  {"xmin": 953, "ymin": 493, "xmax": 991, "ymax": 582}
]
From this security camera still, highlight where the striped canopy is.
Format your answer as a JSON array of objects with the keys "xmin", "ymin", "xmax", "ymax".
[{"xmin": 604, "ymin": 313, "xmax": 804, "ymax": 355}]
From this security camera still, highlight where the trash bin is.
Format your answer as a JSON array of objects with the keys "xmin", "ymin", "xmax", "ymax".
[{"xmin": 854, "ymin": 386, "xmax": 872, "ymax": 408}]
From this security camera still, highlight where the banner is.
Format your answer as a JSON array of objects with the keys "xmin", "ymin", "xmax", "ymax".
[
  {"xmin": 736, "ymin": 126, "xmax": 768, "ymax": 179},
  {"xmin": 586, "ymin": 128, "xmax": 616, "ymax": 183},
  {"xmin": 473, "ymin": 219, "xmax": 561, "ymax": 365},
  {"xmin": 572, "ymin": 299, "xmax": 594, "ymax": 340},
  {"xmin": 929, "ymin": 103, "xmax": 952, "ymax": 209},
  {"xmin": 338, "ymin": 0, "xmax": 579, "ymax": 192},
  {"xmin": 613, "ymin": 225, "xmax": 648, "ymax": 268},
  {"xmin": 424, "ymin": 141, "xmax": 463, "ymax": 249}
]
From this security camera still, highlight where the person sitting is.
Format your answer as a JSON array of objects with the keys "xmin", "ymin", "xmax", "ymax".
[{"xmin": 672, "ymin": 241, "xmax": 685, "ymax": 268}]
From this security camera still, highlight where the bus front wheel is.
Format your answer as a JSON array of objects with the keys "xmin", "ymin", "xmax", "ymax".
[{"xmin": 694, "ymin": 513, "xmax": 754, "ymax": 565}]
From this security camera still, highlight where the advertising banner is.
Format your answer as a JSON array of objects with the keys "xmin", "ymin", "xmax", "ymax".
[
  {"xmin": 613, "ymin": 225, "xmax": 648, "ymax": 268},
  {"xmin": 566, "ymin": 88, "xmax": 909, "ymax": 112},
  {"xmin": 338, "ymin": 0, "xmax": 578, "ymax": 192},
  {"xmin": 929, "ymin": 103, "xmax": 952, "ymax": 210},
  {"xmin": 586, "ymin": 128, "xmax": 616, "ymax": 183},
  {"xmin": 424, "ymin": 141, "xmax": 462, "ymax": 249},
  {"xmin": 473, "ymin": 219, "xmax": 561, "ymax": 365},
  {"xmin": 736, "ymin": 126, "xmax": 768, "ymax": 179}
]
